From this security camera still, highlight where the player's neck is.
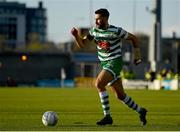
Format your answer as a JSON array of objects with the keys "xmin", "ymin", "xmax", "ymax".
[
  {"xmin": 101, "ymin": 23, "xmax": 109, "ymax": 30},
  {"xmin": 104, "ymin": 23, "xmax": 109, "ymax": 29}
]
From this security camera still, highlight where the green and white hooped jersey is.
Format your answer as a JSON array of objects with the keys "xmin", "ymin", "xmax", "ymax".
[{"xmin": 89, "ymin": 25, "xmax": 128, "ymax": 61}]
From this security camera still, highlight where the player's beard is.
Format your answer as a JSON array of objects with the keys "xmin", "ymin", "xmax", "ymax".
[{"xmin": 96, "ymin": 22, "xmax": 106, "ymax": 29}]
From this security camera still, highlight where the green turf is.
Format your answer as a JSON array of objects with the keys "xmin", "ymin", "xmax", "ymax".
[{"xmin": 0, "ymin": 87, "xmax": 180, "ymax": 131}]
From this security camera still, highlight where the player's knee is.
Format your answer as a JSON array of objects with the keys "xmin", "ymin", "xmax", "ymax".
[
  {"xmin": 95, "ymin": 79, "xmax": 105, "ymax": 90},
  {"xmin": 95, "ymin": 80, "xmax": 101, "ymax": 89}
]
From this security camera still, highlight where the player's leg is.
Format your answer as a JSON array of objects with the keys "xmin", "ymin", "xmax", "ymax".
[
  {"xmin": 95, "ymin": 69, "xmax": 113, "ymax": 125},
  {"xmin": 111, "ymin": 79, "xmax": 147, "ymax": 125}
]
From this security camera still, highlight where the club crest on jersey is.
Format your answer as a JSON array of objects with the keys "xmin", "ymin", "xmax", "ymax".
[{"xmin": 98, "ymin": 41, "xmax": 110, "ymax": 52}]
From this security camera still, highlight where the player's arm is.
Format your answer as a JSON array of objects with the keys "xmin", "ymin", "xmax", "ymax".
[
  {"xmin": 126, "ymin": 32, "xmax": 142, "ymax": 65},
  {"xmin": 71, "ymin": 27, "xmax": 93, "ymax": 48}
]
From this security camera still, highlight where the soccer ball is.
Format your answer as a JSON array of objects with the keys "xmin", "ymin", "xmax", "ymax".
[{"xmin": 42, "ymin": 111, "xmax": 58, "ymax": 126}]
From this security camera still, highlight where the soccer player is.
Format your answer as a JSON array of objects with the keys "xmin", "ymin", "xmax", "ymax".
[{"xmin": 71, "ymin": 8, "xmax": 147, "ymax": 126}]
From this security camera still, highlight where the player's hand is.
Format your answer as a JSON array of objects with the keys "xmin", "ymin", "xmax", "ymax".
[
  {"xmin": 134, "ymin": 59, "xmax": 142, "ymax": 65},
  {"xmin": 71, "ymin": 27, "xmax": 78, "ymax": 37}
]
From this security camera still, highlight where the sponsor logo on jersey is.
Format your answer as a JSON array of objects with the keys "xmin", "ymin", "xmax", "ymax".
[{"xmin": 98, "ymin": 41, "xmax": 110, "ymax": 52}]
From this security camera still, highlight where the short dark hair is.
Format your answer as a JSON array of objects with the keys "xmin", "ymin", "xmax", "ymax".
[{"xmin": 95, "ymin": 8, "xmax": 109, "ymax": 18}]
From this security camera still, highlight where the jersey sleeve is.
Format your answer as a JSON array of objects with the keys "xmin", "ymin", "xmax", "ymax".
[
  {"xmin": 117, "ymin": 27, "xmax": 128, "ymax": 39},
  {"xmin": 87, "ymin": 28, "xmax": 94, "ymax": 41}
]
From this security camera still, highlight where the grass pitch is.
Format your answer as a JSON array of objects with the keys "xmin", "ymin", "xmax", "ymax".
[{"xmin": 0, "ymin": 87, "xmax": 180, "ymax": 131}]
